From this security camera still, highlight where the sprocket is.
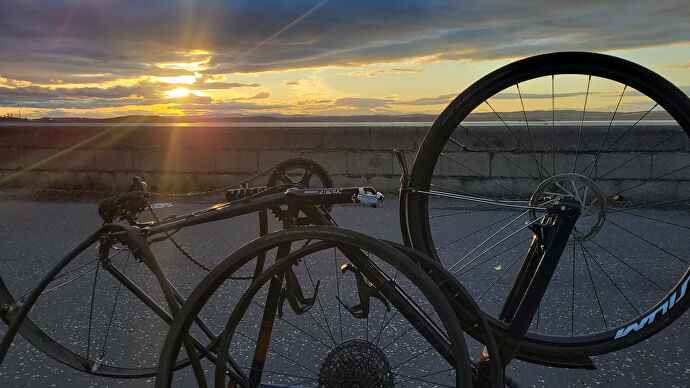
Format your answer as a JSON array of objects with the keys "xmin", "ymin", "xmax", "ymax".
[{"xmin": 266, "ymin": 157, "xmax": 333, "ymax": 223}]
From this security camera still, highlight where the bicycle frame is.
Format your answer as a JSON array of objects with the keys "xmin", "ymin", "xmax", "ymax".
[{"xmin": 0, "ymin": 185, "xmax": 454, "ymax": 385}]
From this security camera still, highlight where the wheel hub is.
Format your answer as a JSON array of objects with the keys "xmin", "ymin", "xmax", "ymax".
[
  {"xmin": 529, "ymin": 173, "xmax": 606, "ymax": 241},
  {"xmin": 319, "ymin": 339, "xmax": 393, "ymax": 388}
]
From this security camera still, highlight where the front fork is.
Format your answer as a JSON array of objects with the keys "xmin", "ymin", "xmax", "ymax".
[{"xmin": 476, "ymin": 199, "xmax": 582, "ymax": 385}]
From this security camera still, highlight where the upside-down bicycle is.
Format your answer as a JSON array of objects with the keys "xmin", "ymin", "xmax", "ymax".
[{"xmin": 1, "ymin": 52, "xmax": 689, "ymax": 387}]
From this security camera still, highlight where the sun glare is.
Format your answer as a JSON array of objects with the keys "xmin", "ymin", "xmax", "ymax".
[
  {"xmin": 166, "ymin": 87, "xmax": 191, "ymax": 98},
  {"xmin": 156, "ymin": 57, "xmax": 211, "ymax": 72},
  {"xmin": 156, "ymin": 75, "xmax": 197, "ymax": 85}
]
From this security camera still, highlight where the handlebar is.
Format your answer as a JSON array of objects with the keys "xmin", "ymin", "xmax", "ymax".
[{"xmin": 285, "ymin": 187, "xmax": 384, "ymax": 208}]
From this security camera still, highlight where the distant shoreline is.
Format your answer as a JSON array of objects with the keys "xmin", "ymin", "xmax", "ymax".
[
  {"xmin": 0, "ymin": 120, "xmax": 680, "ymax": 127},
  {"xmin": 0, "ymin": 109, "xmax": 674, "ymax": 126}
]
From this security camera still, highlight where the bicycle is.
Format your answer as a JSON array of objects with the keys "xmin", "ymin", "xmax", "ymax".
[{"xmin": 1, "ymin": 159, "xmax": 498, "ymax": 386}]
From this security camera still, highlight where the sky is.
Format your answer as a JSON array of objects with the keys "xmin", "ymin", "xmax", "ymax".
[{"xmin": 0, "ymin": 0, "xmax": 689, "ymax": 118}]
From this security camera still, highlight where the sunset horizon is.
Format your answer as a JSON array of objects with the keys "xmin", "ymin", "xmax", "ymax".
[{"xmin": 1, "ymin": 1, "xmax": 688, "ymax": 119}]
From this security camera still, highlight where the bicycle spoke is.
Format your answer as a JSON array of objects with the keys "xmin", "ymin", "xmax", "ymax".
[
  {"xmin": 607, "ymin": 218, "xmax": 689, "ymax": 266},
  {"xmin": 430, "ymin": 208, "xmax": 476, "ymax": 220},
  {"xmin": 613, "ymin": 210, "xmax": 690, "ymax": 231},
  {"xmin": 235, "ymin": 330, "xmax": 319, "ymax": 376},
  {"xmin": 607, "ymin": 195, "xmax": 690, "ymax": 214},
  {"xmin": 516, "ymin": 83, "xmax": 545, "ymax": 178},
  {"xmin": 85, "ymin": 260, "xmax": 102, "ymax": 361},
  {"xmin": 251, "ymin": 300, "xmax": 331, "ymax": 351},
  {"xmin": 235, "ymin": 366, "xmax": 316, "ymax": 382},
  {"xmin": 435, "ymin": 212, "xmax": 517, "ymax": 252},
  {"xmin": 598, "ymin": 102, "xmax": 659, "ymax": 154},
  {"xmin": 456, "ymin": 238, "xmax": 527, "ymax": 277},
  {"xmin": 374, "ymin": 309, "xmax": 399, "ymax": 346},
  {"xmin": 96, "ymin": 252, "xmax": 133, "ymax": 363},
  {"xmin": 459, "ymin": 125, "xmax": 540, "ymax": 180},
  {"xmin": 573, "ymin": 75, "xmax": 592, "ymax": 173},
  {"xmin": 588, "ymin": 237, "xmax": 665, "ymax": 290},
  {"xmin": 579, "ymin": 241, "xmax": 608, "ymax": 329},
  {"xmin": 571, "ymin": 240, "xmax": 576, "ymax": 337},
  {"xmin": 395, "ymin": 369, "xmax": 455, "ymax": 387},
  {"xmin": 18, "ymin": 265, "xmax": 98, "ymax": 303},
  {"xmin": 333, "ymin": 247, "xmax": 344, "ymax": 343},
  {"xmin": 450, "ymin": 214, "xmax": 545, "ymax": 274},
  {"xmin": 476, "ymin": 249, "xmax": 526, "ymax": 301},
  {"xmin": 439, "ymin": 153, "xmax": 526, "ymax": 198},
  {"xmin": 585, "ymin": 84, "xmax": 627, "ymax": 177},
  {"xmin": 597, "ymin": 133, "xmax": 678, "ymax": 182},
  {"xmin": 418, "ymin": 189, "xmax": 544, "ymax": 210},
  {"xmin": 380, "ymin": 324, "xmax": 418, "ymax": 352},
  {"xmin": 582, "ymin": 244, "xmax": 641, "ymax": 315},
  {"xmin": 373, "ymin": 269, "xmax": 401, "ymax": 346},
  {"xmin": 614, "ymin": 158, "xmax": 690, "ymax": 197},
  {"xmin": 303, "ymin": 257, "xmax": 338, "ymax": 345},
  {"xmin": 551, "ymin": 74, "xmax": 557, "ymax": 174},
  {"xmin": 390, "ymin": 345, "xmax": 439, "ymax": 371}
]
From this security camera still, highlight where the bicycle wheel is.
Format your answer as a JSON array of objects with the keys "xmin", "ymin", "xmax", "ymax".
[
  {"xmin": 404, "ymin": 52, "xmax": 690, "ymax": 360},
  {"xmin": 0, "ymin": 225, "xmax": 217, "ymax": 378},
  {"xmin": 156, "ymin": 227, "xmax": 476, "ymax": 387}
]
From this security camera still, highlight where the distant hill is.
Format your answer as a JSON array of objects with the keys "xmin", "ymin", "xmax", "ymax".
[{"xmin": 9, "ymin": 110, "xmax": 674, "ymax": 123}]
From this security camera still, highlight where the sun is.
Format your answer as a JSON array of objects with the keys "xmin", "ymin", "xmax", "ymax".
[
  {"xmin": 156, "ymin": 75, "xmax": 197, "ymax": 85},
  {"xmin": 166, "ymin": 87, "xmax": 191, "ymax": 98}
]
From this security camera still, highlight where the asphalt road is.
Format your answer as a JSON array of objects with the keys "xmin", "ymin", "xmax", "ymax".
[{"xmin": 0, "ymin": 196, "xmax": 688, "ymax": 387}]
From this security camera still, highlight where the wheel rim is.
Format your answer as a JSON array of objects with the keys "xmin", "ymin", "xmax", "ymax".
[{"xmin": 408, "ymin": 52, "xmax": 690, "ymax": 350}]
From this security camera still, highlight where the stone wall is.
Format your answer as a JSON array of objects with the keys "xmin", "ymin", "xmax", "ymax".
[
  {"xmin": 0, "ymin": 124, "xmax": 687, "ymax": 199},
  {"xmin": 0, "ymin": 125, "xmax": 425, "ymax": 193}
]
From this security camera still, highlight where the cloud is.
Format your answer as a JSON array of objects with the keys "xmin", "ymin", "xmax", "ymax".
[
  {"xmin": 397, "ymin": 93, "xmax": 456, "ymax": 106},
  {"xmin": 396, "ymin": 90, "xmax": 609, "ymax": 106},
  {"xmin": 334, "ymin": 97, "xmax": 395, "ymax": 109},
  {"xmin": 349, "ymin": 67, "xmax": 422, "ymax": 77},
  {"xmin": 0, "ymin": 1, "xmax": 688, "ymax": 79},
  {"xmin": 205, "ymin": 101, "xmax": 287, "ymax": 112},
  {"xmin": 246, "ymin": 91, "xmax": 270, "ymax": 99},
  {"xmin": 193, "ymin": 81, "xmax": 260, "ymax": 90},
  {"xmin": 0, "ymin": 79, "xmax": 212, "ymax": 109},
  {"xmin": 492, "ymin": 91, "xmax": 602, "ymax": 100},
  {"xmin": 1, "ymin": 1, "xmax": 689, "ymax": 116}
]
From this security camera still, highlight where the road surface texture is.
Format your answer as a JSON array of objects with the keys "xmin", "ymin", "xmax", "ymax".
[{"xmin": 0, "ymin": 196, "xmax": 688, "ymax": 387}]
